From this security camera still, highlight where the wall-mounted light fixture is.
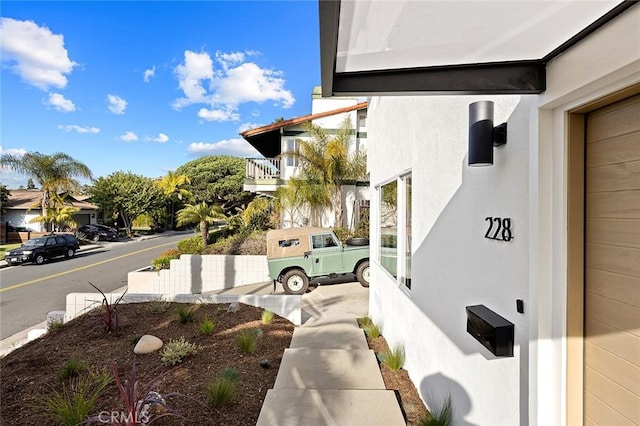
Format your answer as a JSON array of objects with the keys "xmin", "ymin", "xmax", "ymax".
[{"xmin": 468, "ymin": 101, "xmax": 507, "ymax": 166}]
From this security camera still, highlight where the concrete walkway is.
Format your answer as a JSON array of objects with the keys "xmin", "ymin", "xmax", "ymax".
[{"xmin": 254, "ymin": 281, "xmax": 406, "ymax": 426}]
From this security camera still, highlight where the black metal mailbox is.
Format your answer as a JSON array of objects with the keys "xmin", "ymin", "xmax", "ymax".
[{"xmin": 466, "ymin": 305, "xmax": 514, "ymax": 357}]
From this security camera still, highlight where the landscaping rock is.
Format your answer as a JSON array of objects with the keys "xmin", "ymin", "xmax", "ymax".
[
  {"xmin": 227, "ymin": 302, "xmax": 239, "ymax": 313},
  {"xmin": 134, "ymin": 335, "xmax": 163, "ymax": 354}
]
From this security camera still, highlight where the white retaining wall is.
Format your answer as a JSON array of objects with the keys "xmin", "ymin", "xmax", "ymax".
[
  {"xmin": 65, "ymin": 292, "xmax": 302, "ymax": 326},
  {"xmin": 127, "ymin": 255, "xmax": 270, "ymax": 294}
]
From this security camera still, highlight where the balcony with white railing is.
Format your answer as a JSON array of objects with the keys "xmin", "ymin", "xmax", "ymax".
[{"xmin": 244, "ymin": 158, "xmax": 285, "ymax": 193}]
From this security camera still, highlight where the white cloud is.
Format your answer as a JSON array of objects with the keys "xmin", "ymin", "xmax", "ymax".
[
  {"xmin": 57, "ymin": 124, "xmax": 100, "ymax": 134},
  {"xmin": 0, "ymin": 146, "xmax": 28, "ymax": 187},
  {"xmin": 143, "ymin": 66, "xmax": 155, "ymax": 83},
  {"xmin": 119, "ymin": 131, "xmax": 138, "ymax": 142},
  {"xmin": 151, "ymin": 133, "xmax": 169, "ymax": 143},
  {"xmin": 238, "ymin": 122, "xmax": 263, "ymax": 133},
  {"xmin": 172, "ymin": 49, "xmax": 295, "ymax": 121},
  {"xmin": 0, "ymin": 18, "xmax": 77, "ymax": 90},
  {"xmin": 198, "ymin": 107, "xmax": 239, "ymax": 122},
  {"xmin": 107, "ymin": 94, "xmax": 127, "ymax": 115},
  {"xmin": 46, "ymin": 93, "xmax": 76, "ymax": 112},
  {"xmin": 187, "ymin": 138, "xmax": 261, "ymax": 157}
]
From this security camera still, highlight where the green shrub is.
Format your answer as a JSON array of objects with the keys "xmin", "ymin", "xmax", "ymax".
[
  {"xmin": 151, "ymin": 256, "xmax": 173, "ymax": 270},
  {"xmin": 58, "ymin": 356, "xmax": 88, "ymax": 381},
  {"xmin": 236, "ymin": 329, "xmax": 260, "ymax": 354},
  {"xmin": 175, "ymin": 305, "xmax": 196, "ymax": 324},
  {"xmin": 203, "ymin": 230, "xmax": 267, "ymax": 255},
  {"xmin": 177, "ymin": 236, "xmax": 203, "ymax": 254},
  {"xmin": 47, "ymin": 319, "xmax": 65, "ymax": 332},
  {"xmin": 145, "ymin": 298, "xmax": 171, "ymax": 314},
  {"xmin": 199, "ymin": 316, "xmax": 215, "ymax": 335},
  {"xmin": 379, "ymin": 345, "xmax": 405, "ymax": 371},
  {"xmin": 132, "ymin": 213, "xmax": 154, "ymax": 228},
  {"xmin": 160, "ymin": 337, "xmax": 201, "ymax": 366},
  {"xmin": 261, "ymin": 310, "xmax": 275, "ymax": 325},
  {"xmin": 39, "ymin": 373, "xmax": 111, "ymax": 426},
  {"xmin": 206, "ymin": 376, "xmax": 237, "ymax": 406},
  {"xmin": 358, "ymin": 316, "xmax": 372, "ymax": 327},
  {"xmin": 332, "ymin": 226, "xmax": 351, "ymax": 243},
  {"xmin": 418, "ymin": 394, "xmax": 453, "ymax": 426},
  {"xmin": 219, "ymin": 367, "xmax": 240, "ymax": 381}
]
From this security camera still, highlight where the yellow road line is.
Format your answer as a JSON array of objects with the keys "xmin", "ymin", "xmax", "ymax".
[{"xmin": 0, "ymin": 241, "xmax": 176, "ymax": 293}]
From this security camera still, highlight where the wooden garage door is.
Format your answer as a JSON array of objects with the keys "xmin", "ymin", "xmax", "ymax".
[{"xmin": 584, "ymin": 94, "xmax": 640, "ymax": 425}]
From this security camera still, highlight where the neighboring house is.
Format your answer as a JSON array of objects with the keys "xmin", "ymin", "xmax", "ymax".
[
  {"xmin": 241, "ymin": 86, "xmax": 369, "ymax": 229},
  {"xmin": 2, "ymin": 189, "xmax": 99, "ymax": 232},
  {"xmin": 320, "ymin": 2, "xmax": 638, "ymax": 426}
]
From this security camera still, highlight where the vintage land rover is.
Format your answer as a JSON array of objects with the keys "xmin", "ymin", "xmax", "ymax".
[{"xmin": 266, "ymin": 227, "xmax": 370, "ymax": 295}]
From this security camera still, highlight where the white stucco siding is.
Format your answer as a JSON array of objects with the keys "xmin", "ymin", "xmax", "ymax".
[
  {"xmin": 368, "ymin": 95, "xmax": 534, "ymax": 425},
  {"xmin": 4, "ymin": 210, "xmax": 44, "ymax": 231}
]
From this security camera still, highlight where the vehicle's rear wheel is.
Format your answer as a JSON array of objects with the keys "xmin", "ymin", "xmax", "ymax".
[
  {"xmin": 282, "ymin": 269, "xmax": 309, "ymax": 295},
  {"xmin": 65, "ymin": 248, "xmax": 75, "ymax": 259},
  {"xmin": 34, "ymin": 254, "xmax": 45, "ymax": 265},
  {"xmin": 92, "ymin": 234, "xmax": 100, "ymax": 242},
  {"xmin": 356, "ymin": 261, "xmax": 370, "ymax": 287}
]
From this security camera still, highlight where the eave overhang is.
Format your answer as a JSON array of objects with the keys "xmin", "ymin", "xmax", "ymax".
[{"xmin": 320, "ymin": 0, "xmax": 638, "ymax": 96}]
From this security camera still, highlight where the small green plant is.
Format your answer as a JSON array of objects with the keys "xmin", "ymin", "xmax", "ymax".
[
  {"xmin": 175, "ymin": 305, "xmax": 196, "ymax": 324},
  {"xmin": 47, "ymin": 319, "xmax": 65, "ymax": 332},
  {"xmin": 160, "ymin": 337, "xmax": 201, "ymax": 366},
  {"xmin": 58, "ymin": 356, "xmax": 88, "ymax": 381},
  {"xmin": 145, "ymin": 298, "xmax": 171, "ymax": 314},
  {"xmin": 261, "ymin": 309, "xmax": 275, "ymax": 324},
  {"xmin": 379, "ymin": 345, "xmax": 406, "ymax": 371},
  {"xmin": 364, "ymin": 323, "xmax": 381, "ymax": 339},
  {"xmin": 418, "ymin": 394, "xmax": 453, "ymax": 426},
  {"xmin": 88, "ymin": 281, "xmax": 126, "ymax": 334},
  {"xmin": 219, "ymin": 367, "xmax": 240, "ymax": 381},
  {"xmin": 236, "ymin": 329, "xmax": 261, "ymax": 354},
  {"xmin": 151, "ymin": 256, "xmax": 173, "ymax": 270},
  {"xmin": 39, "ymin": 373, "xmax": 111, "ymax": 426},
  {"xmin": 358, "ymin": 316, "xmax": 372, "ymax": 327},
  {"xmin": 206, "ymin": 370, "xmax": 239, "ymax": 407},
  {"xmin": 199, "ymin": 316, "xmax": 215, "ymax": 335}
]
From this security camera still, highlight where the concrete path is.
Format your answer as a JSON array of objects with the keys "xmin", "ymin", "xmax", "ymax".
[{"xmin": 255, "ymin": 281, "xmax": 406, "ymax": 426}]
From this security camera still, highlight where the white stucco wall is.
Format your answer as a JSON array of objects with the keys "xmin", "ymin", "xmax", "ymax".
[{"xmin": 365, "ymin": 6, "xmax": 640, "ymax": 426}]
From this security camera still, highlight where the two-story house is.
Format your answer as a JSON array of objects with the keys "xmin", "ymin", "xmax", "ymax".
[{"xmin": 241, "ymin": 86, "xmax": 369, "ymax": 229}]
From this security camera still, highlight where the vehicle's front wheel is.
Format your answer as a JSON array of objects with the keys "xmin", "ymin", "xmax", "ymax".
[
  {"xmin": 34, "ymin": 254, "xmax": 45, "ymax": 265},
  {"xmin": 65, "ymin": 248, "xmax": 75, "ymax": 259},
  {"xmin": 356, "ymin": 261, "xmax": 370, "ymax": 287},
  {"xmin": 282, "ymin": 269, "xmax": 310, "ymax": 295}
]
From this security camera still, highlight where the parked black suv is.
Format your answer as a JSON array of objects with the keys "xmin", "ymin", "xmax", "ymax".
[
  {"xmin": 75, "ymin": 224, "xmax": 118, "ymax": 242},
  {"xmin": 4, "ymin": 234, "xmax": 80, "ymax": 265}
]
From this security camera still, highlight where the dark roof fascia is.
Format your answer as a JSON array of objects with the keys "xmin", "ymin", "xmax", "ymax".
[{"xmin": 320, "ymin": 0, "xmax": 638, "ymax": 96}]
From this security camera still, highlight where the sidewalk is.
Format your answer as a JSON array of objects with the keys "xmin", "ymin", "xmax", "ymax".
[{"xmin": 254, "ymin": 282, "xmax": 406, "ymax": 426}]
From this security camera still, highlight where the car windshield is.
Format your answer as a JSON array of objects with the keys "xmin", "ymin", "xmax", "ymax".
[{"xmin": 23, "ymin": 237, "xmax": 47, "ymax": 247}]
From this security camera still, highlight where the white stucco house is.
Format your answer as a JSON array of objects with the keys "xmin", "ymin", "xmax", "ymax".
[
  {"xmin": 2, "ymin": 189, "xmax": 99, "ymax": 232},
  {"xmin": 319, "ymin": 1, "xmax": 639, "ymax": 425},
  {"xmin": 241, "ymin": 86, "xmax": 369, "ymax": 229}
]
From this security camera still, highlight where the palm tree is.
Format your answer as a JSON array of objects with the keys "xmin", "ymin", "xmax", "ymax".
[
  {"xmin": 283, "ymin": 117, "xmax": 367, "ymax": 227},
  {"xmin": 176, "ymin": 202, "xmax": 225, "ymax": 246},
  {"xmin": 157, "ymin": 171, "xmax": 192, "ymax": 229},
  {"xmin": 0, "ymin": 152, "xmax": 92, "ymax": 230},
  {"xmin": 30, "ymin": 205, "xmax": 80, "ymax": 232}
]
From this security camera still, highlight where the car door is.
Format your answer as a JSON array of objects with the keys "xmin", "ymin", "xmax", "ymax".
[
  {"xmin": 44, "ymin": 237, "xmax": 61, "ymax": 259},
  {"xmin": 309, "ymin": 232, "xmax": 344, "ymax": 276}
]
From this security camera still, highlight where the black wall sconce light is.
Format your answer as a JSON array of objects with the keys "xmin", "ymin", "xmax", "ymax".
[{"xmin": 468, "ymin": 101, "xmax": 507, "ymax": 166}]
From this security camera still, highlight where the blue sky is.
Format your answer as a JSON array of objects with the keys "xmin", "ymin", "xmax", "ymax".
[{"xmin": 0, "ymin": 1, "xmax": 320, "ymax": 188}]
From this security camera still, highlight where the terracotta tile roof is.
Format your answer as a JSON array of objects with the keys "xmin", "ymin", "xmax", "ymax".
[
  {"xmin": 3, "ymin": 190, "xmax": 97, "ymax": 210},
  {"xmin": 240, "ymin": 101, "xmax": 367, "ymax": 138}
]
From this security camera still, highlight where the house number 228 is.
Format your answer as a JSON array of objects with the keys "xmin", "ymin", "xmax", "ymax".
[{"xmin": 484, "ymin": 217, "xmax": 513, "ymax": 242}]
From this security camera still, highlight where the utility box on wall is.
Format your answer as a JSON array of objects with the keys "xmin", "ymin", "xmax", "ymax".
[{"xmin": 466, "ymin": 305, "xmax": 514, "ymax": 357}]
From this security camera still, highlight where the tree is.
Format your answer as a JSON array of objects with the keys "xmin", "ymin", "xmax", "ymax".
[
  {"xmin": 26, "ymin": 178, "xmax": 36, "ymax": 189},
  {"xmin": 30, "ymin": 205, "xmax": 80, "ymax": 232},
  {"xmin": 89, "ymin": 172, "xmax": 166, "ymax": 235},
  {"xmin": 0, "ymin": 152, "xmax": 92, "ymax": 230},
  {"xmin": 174, "ymin": 155, "xmax": 253, "ymax": 214},
  {"xmin": 176, "ymin": 202, "xmax": 225, "ymax": 246},
  {"xmin": 157, "ymin": 171, "xmax": 192, "ymax": 229},
  {"xmin": 0, "ymin": 185, "xmax": 10, "ymax": 217},
  {"xmin": 283, "ymin": 117, "xmax": 367, "ymax": 227}
]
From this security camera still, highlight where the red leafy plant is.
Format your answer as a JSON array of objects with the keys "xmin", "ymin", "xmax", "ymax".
[{"xmin": 88, "ymin": 281, "xmax": 127, "ymax": 334}]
